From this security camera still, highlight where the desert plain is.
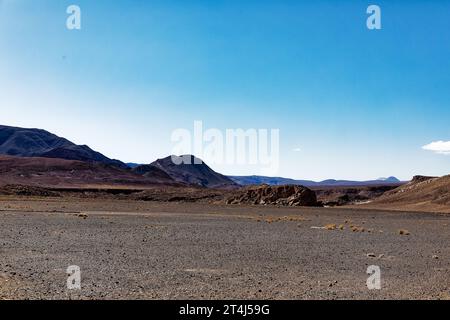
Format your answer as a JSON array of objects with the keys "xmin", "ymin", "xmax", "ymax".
[{"xmin": 1, "ymin": 195, "xmax": 449, "ymax": 300}]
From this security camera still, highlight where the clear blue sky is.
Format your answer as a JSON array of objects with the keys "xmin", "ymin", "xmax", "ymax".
[{"xmin": 1, "ymin": 0, "xmax": 449, "ymax": 180}]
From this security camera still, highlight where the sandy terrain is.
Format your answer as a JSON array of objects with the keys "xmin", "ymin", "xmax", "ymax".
[{"xmin": 1, "ymin": 197, "xmax": 450, "ymax": 300}]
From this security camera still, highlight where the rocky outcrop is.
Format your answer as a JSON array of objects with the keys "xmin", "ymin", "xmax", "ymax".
[
  {"xmin": 0, "ymin": 184, "xmax": 59, "ymax": 197},
  {"xmin": 410, "ymin": 175, "xmax": 436, "ymax": 184},
  {"xmin": 149, "ymin": 155, "xmax": 239, "ymax": 189},
  {"xmin": 226, "ymin": 184, "xmax": 318, "ymax": 207}
]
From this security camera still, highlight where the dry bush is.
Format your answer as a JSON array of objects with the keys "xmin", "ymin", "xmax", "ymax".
[{"xmin": 351, "ymin": 226, "xmax": 365, "ymax": 232}]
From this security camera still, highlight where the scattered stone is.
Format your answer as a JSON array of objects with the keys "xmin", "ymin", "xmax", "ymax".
[{"xmin": 328, "ymin": 280, "xmax": 338, "ymax": 287}]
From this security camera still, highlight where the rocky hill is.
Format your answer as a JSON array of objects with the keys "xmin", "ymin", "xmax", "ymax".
[
  {"xmin": 147, "ymin": 155, "xmax": 239, "ymax": 189},
  {"xmin": 364, "ymin": 175, "xmax": 450, "ymax": 213}
]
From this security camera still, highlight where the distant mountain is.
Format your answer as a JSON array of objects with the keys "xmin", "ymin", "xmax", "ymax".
[
  {"xmin": 0, "ymin": 125, "xmax": 126, "ymax": 168},
  {"xmin": 144, "ymin": 155, "xmax": 239, "ymax": 188},
  {"xmin": 376, "ymin": 176, "xmax": 401, "ymax": 183},
  {"xmin": 228, "ymin": 175, "xmax": 404, "ymax": 187}
]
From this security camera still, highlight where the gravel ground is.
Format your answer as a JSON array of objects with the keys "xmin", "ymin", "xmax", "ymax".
[{"xmin": 0, "ymin": 198, "xmax": 449, "ymax": 300}]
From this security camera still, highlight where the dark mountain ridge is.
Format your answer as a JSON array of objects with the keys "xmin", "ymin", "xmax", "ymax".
[{"xmin": 0, "ymin": 125, "xmax": 126, "ymax": 168}]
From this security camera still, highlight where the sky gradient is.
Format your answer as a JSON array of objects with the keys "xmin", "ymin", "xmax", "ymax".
[{"xmin": 1, "ymin": 0, "xmax": 449, "ymax": 180}]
